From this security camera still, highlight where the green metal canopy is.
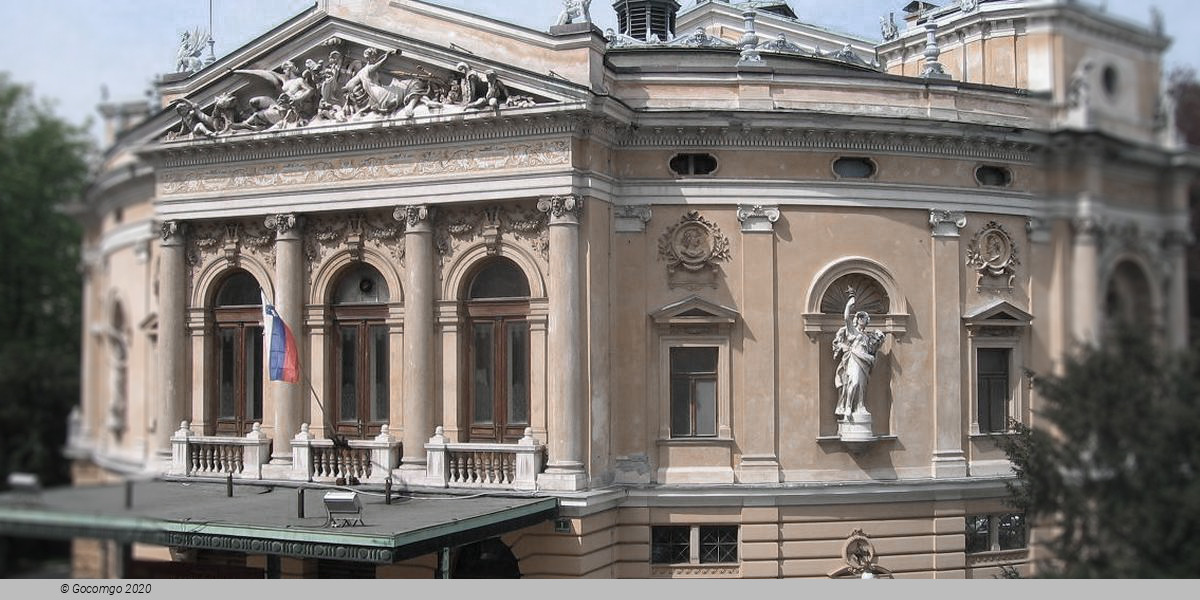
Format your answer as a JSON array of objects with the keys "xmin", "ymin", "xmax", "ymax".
[{"xmin": 0, "ymin": 480, "xmax": 558, "ymax": 564}]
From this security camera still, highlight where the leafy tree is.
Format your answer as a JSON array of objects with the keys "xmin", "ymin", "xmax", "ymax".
[
  {"xmin": 1168, "ymin": 66, "xmax": 1200, "ymax": 147},
  {"xmin": 0, "ymin": 74, "xmax": 91, "ymax": 491},
  {"xmin": 999, "ymin": 328, "xmax": 1200, "ymax": 578}
]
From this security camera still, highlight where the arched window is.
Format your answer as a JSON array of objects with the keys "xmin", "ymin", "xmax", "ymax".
[
  {"xmin": 212, "ymin": 271, "xmax": 263, "ymax": 436},
  {"xmin": 329, "ymin": 263, "xmax": 390, "ymax": 438},
  {"xmin": 463, "ymin": 258, "xmax": 531, "ymax": 443}
]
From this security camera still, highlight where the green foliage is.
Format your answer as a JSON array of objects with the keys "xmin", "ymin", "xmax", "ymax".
[
  {"xmin": 0, "ymin": 74, "xmax": 91, "ymax": 490},
  {"xmin": 1168, "ymin": 67, "xmax": 1200, "ymax": 147},
  {"xmin": 999, "ymin": 327, "xmax": 1200, "ymax": 578}
]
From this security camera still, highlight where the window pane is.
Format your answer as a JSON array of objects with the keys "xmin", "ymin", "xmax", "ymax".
[
  {"xmin": 695, "ymin": 378, "xmax": 717, "ymax": 436},
  {"xmin": 468, "ymin": 259, "xmax": 530, "ymax": 299},
  {"xmin": 217, "ymin": 328, "xmax": 236, "ymax": 419},
  {"xmin": 978, "ymin": 348, "xmax": 1009, "ymax": 375},
  {"xmin": 998, "ymin": 513, "xmax": 1026, "ymax": 550},
  {"xmin": 246, "ymin": 326, "xmax": 263, "ymax": 422},
  {"xmin": 215, "ymin": 272, "xmax": 261, "ymax": 307},
  {"xmin": 472, "ymin": 323, "xmax": 494, "ymax": 424},
  {"xmin": 965, "ymin": 515, "xmax": 991, "ymax": 553},
  {"xmin": 670, "ymin": 377, "xmax": 691, "ymax": 437},
  {"xmin": 370, "ymin": 325, "xmax": 388, "ymax": 422},
  {"xmin": 333, "ymin": 264, "xmax": 389, "ymax": 305},
  {"xmin": 988, "ymin": 379, "xmax": 1008, "ymax": 432},
  {"xmin": 651, "ymin": 526, "xmax": 690, "ymax": 564},
  {"xmin": 507, "ymin": 322, "xmax": 529, "ymax": 425},
  {"xmin": 670, "ymin": 347, "xmax": 717, "ymax": 375},
  {"xmin": 699, "ymin": 526, "xmax": 738, "ymax": 564},
  {"xmin": 339, "ymin": 326, "xmax": 358, "ymax": 422}
]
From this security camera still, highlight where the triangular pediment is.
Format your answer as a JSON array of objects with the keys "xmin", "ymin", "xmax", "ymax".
[
  {"xmin": 651, "ymin": 295, "xmax": 739, "ymax": 325},
  {"xmin": 963, "ymin": 300, "xmax": 1033, "ymax": 327},
  {"xmin": 149, "ymin": 14, "xmax": 592, "ymax": 144}
]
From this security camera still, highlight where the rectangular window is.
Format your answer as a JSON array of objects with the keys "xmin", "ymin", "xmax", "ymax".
[
  {"xmin": 506, "ymin": 322, "xmax": 530, "ymax": 425},
  {"xmin": 651, "ymin": 526, "xmax": 690, "ymax": 564},
  {"xmin": 339, "ymin": 326, "xmax": 358, "ymax": 422},
  {"xmin": 472, "ymin": 322, "xmax": 494, "ymax": 425},
  {"xmin": 699, "ymin": 526, "xmax": 738, "ymax": 564},
  {"xmin": 651, "ymin": 525, "xmax": 739, "ymax": 565},
  {"xmin": 669, "ymin": 347, "xmax": 718, "ymax": 438},
  {"xmin": 977, "ymin": 348, "xmax": 1010, "ymax": 433},
  {"xmin": 369, "ymin": 325, "xmax": 388, "ymax": 422},
  {"xmin": 967, "ymin": 513, "xmax": 1027, "ymax": 553}
]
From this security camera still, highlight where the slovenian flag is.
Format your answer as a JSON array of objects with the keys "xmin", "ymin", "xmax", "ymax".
[{"xmin": 261, "ymin": 290, "xmax": 300, "ymax": 383}]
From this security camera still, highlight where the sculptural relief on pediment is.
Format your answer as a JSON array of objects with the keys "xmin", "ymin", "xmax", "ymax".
[{"xmin": 164, "ymin": 36, "xmax": 553, "ymax": 141}]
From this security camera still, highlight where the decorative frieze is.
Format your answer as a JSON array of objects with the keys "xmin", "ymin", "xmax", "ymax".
[
  {"xmin": 658, "ymin": 211, "xmax": 731, "ymax": 290},
  {"xmin": 185, "ymin": 219, "xmax": 277, "ymax": 284},
  {"xmin": 304, "ymin": 211, "xmax": 403, "ymax": 279},
  {"xmin": 157, "ymin": 140, "xmax": 571, "ymax": 197},
  {"xmin": 966, "ymin": 221, "xmax": 1020, "ymax": 290},
  {"xmin": 432, "ymin": 202, "xmax": 549, "ymax": 266}
]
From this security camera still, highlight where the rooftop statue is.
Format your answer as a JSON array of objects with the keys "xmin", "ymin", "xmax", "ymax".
[
  {"xmin": 176, "ymin": 29, "xmax": 211, "ymax": 74},
  {"xmin": 556, "ymin": 0, "xmax": 592, "ymax": 26}
]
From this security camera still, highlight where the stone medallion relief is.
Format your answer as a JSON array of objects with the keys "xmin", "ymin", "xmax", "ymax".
[
  {"xmin": 966, "ymin": 220, "xmax": 1019, "ymax": 290},
  {"xmin": 657, "ymin": 211, "xmax": 731, "ymax": 290}
]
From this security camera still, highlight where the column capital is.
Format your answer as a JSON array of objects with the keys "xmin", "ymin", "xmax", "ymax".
[
  {"xmin": 1071, "ymin": 215, "xmax": 1103, "ymax": 239},
  {"xmin": 393, "ymin": 204, "xmax": 434, "ymax": 233},
  {"xmin": 159, "ymin": 221, "xmax": 188, "ymax": 246},
  {"xmin": 929, "ymin": 209, "xmax": 966, "ymax": 238},
  {"xmin": 737, "ymin": 204, "xmax": 780, "ymax": 233},
  {"xmin": 265, "ymin": 213, "xmax": 304, "ymax": 239},
  {"xmin": 537, "ymin": 195, "xmax": 583, "ymax": 224},
  {"xmin": 614, "ymin": 205, "xmax": 652, "ymax": 233}
]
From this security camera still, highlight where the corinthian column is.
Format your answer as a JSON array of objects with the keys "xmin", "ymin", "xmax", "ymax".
[
  {"xmin": 395, "ymin": 205, "xmax": 435, "ymax": 474},
  {"xmin": 156, "ymin": 221, "xmax": 188, "ymax": 458},
  {"xmin": 266, "ymin": 213, "xmax": 304, "ymax": 463},
  {"xmin": 537, "ymin": 195, "xmax": 587, "ymax": 491},
  {"xmin": 1071, "ymin": 216, "xmax": 1101, "ymax": 345}
]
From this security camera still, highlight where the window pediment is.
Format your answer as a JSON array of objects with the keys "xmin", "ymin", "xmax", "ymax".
[
  {"xmin": 963, "ymin": 300, "xmax": 1032, "ymax": 335},
  {"xmin": 651, "ymin": 296, "xmax": 739, "ymax": 328}
]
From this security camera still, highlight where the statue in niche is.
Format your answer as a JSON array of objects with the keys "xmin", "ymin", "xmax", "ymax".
[
  {"xmin": 556, "ymin": 0, "xmax": 592, "ymax": 26},
  {"xmin": 832, "ymin": 288, "xmax": 886, "ymax": 437}
]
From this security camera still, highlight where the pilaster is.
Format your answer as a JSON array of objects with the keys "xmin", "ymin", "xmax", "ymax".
[
  {"xmin": 928, "ymin": 209, "xmax": 967, "ymax": 478},
  {"xmin": 736, "ymin": 205, "xmax": 781, "ymax": 483}
]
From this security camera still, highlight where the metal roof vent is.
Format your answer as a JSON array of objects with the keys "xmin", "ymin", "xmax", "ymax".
[
  {"xmin": 613, "ymin": 0, "xmax": 681, "ymax": 41},
  {"xmin": 323, "ymin": 491, "xmax": 364, "ymax": 527}
]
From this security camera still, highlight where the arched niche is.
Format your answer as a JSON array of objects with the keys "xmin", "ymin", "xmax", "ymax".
[
  {"xmin": 803, "ymin": 257, "xmax": 908, "ymax": 336},
  {"xmin": 1103, "ymin": 256, "xmax": 1161, "ymax": 333}
]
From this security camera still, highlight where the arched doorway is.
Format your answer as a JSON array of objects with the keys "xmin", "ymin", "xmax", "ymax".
[
  {"xmin": 449, "ymin": 538, "xmax": 520, "ymax": 579},
  {"xmin": 462, "ymin": 258, "xmax": 531, "ymax": 443},
  {"xmin": 210, "ymin": 270, "xmax": 263, "ymax": 436},
  {"xmin": 328, "ymin": 263, "xmax": 391, "ymax": 438}
]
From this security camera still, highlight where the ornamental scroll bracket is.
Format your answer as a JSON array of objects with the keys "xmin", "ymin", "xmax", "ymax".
[
  {"xmin": 657, "ymin": 211, "xmax": 731, "ymax": 290},
  {"xmin": 966, "ymin": 221, "xmax": 1020, "ymax": 291}
]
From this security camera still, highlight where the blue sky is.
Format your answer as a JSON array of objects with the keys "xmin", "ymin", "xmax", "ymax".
[{"xmin": 1, "ymin": 0, "xmax": 1193, "ymax": 146}]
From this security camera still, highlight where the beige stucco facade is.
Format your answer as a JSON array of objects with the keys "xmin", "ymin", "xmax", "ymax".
[{"xmin": 63, "ymin": 0, "xmax": 1196, "ymax": 579}]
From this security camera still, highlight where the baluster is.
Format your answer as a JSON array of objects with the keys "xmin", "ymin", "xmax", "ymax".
[{"xmin": 450, "ymin": 453, "xmax": 462, "ymax": 484}]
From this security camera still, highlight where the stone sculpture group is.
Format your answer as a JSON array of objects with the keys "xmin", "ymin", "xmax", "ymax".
[{"xmin": 168, "ymin": 38, "xmax": 538, "ymax": 140}]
